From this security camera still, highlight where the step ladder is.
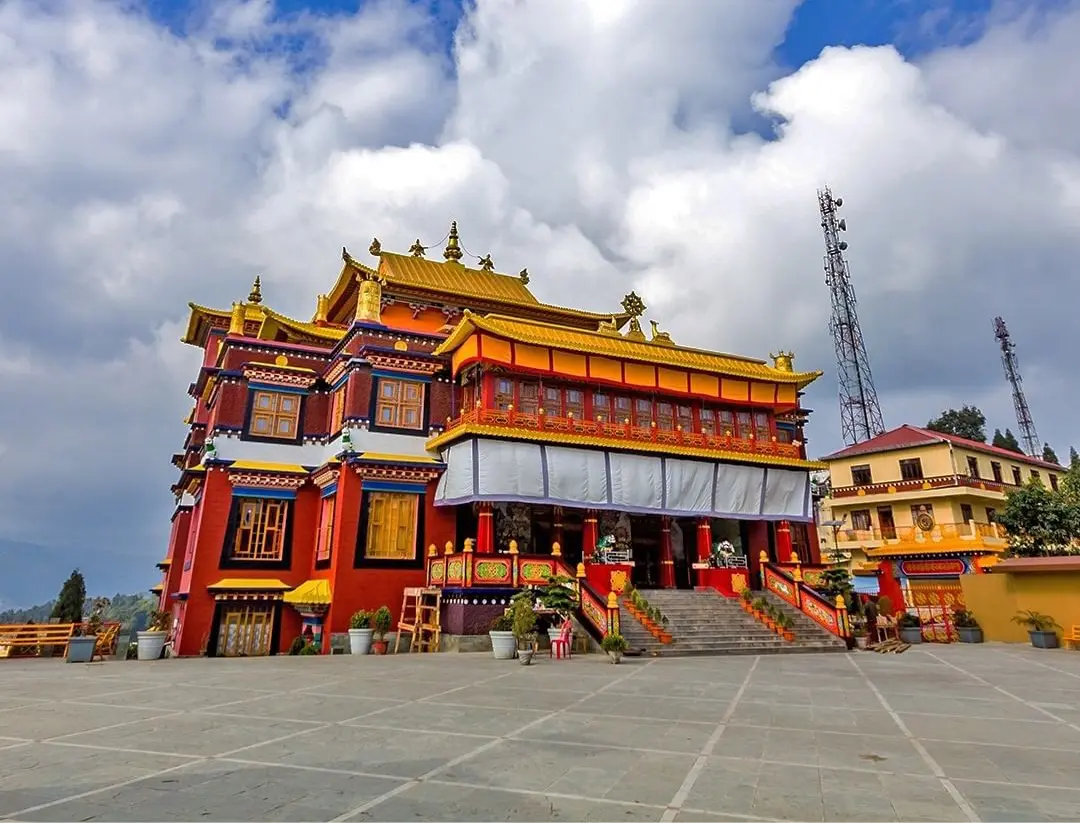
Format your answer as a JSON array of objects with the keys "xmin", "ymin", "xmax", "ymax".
[{"xmin": 394, "ymin": 587, "xmax": 442, "ymax": 653}]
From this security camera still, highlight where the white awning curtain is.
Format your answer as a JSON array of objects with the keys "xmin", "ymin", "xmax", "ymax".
[{"xmin": 434, "ymin": 437, "xmax": 811, "ymax": 521}]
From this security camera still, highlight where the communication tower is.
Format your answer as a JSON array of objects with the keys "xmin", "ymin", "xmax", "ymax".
[
  {"xmin": 993, "ymin": 317, "xmax": 1040, "ymax": 457},
  {"xmin": 820, "ymin": 187, "xmax": 886, "ymax": 445}
]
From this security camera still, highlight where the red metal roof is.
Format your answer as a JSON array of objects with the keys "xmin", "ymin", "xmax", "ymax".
[{"xmin": 822, "ymin": 424, "xmax": 1062, "ymax": 471}]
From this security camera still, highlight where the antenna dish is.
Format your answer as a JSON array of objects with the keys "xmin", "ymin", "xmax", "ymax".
[
  {"xmin": 838, "ymin": 219, "xmax": 847, "ymax": 231},
  {"xmin": 838, "ymin": 241, "xmax": 848, "ymax": 251},
  {"xmin": 835, "ymin": 198, "xmax": 843, "ymax": 207}
]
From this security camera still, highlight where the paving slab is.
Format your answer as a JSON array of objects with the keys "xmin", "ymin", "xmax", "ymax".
[{"xmin": 0, "ymin": 644, "xmax": 1078, "ymax": 821}]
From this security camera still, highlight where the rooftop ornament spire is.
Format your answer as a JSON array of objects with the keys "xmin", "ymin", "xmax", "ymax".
[
  {"xmin": 314, "ymin": 294, "xmax": 329, "ymax": 324},
  {"xmin": 369, "ymin": 238, "xmax": 382, "ymax": 257},
  {"xmin": 478, "ymin": 254, "xmax": 495, "ymax": 272},
  {"xmin": 621, "ymin": 291, "xmax": 647, "ymax": 342},
  {"xmin": 409, "ymin": 239, "xmax": 425, "ymax": 257},
  {"xmin": 444, "ymin": 221, "xmax": 463, "ymax": 262},
  {"xmin": 247, "ymin": 276, "xmax": 263, "ymax": 305},
  {"xmin": 519, "ymin": 268, "xmax": 530, "ymax": 284}
]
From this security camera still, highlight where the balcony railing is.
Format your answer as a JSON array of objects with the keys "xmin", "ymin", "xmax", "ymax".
[
  {"xmin": 830, "ymin": 474, "xmax": 1011, "ymax": 498},
  {"xmin": 831, "ymin": 521, "xmax": 1006, "ymax": 546},
  {"xmin": 440, "ymin": 406, "xmax": 803, "ymax": 460}
]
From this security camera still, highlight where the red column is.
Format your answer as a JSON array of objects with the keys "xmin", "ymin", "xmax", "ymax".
[
  {"xmin": 659, "ymin": 516, "xmax": 675, "ymax": 589},
  {"xmin": 776, "ymin": 521, "xmax": 794, "ymax": 563},
  {"xmin": 805, "ymin": 521, "xmax": 822, "ymax": 564},
  {"xmin": 583, "ymin": 510, "xmax": 598, "ymax": 559},
  {"xmin": 693, "ymin": 517, "xmax": 711, "ymax": 587},
  {"xmin": 552, "ymin": 506, "xmax": 564, "ymax": 553},
  {"xmin": 477, "ymin": 502, "xmax": 494, "ymax": 553}
]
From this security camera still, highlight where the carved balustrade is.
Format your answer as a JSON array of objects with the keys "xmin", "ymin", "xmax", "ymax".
[
  {"xmin": 442, "ymin": 407, "xmax": 801, "ymax": 459},
  {"xmin": 425, "ymin": 541, "xmax": 619, "ymax": 638}
]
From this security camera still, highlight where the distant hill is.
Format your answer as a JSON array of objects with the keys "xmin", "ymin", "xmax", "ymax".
[
  {"xmin": 0, "ymin": 538, "xmax": 157, "ymax": 611},
  {"xmin": 0, "ymin": 592, "xmax": 158, "ymax": 625}
]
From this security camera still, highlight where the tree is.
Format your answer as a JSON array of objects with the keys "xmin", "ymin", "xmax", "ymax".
[
  {"xmin": 50, "ymin": 570, "xmax": 86, "ymax": 624},
  {"xmin": 998, "ymin": 482, "xmax": 1080, "ymax": 557},
  {"xmin": 1042, "ymin": 443, "xmax": 1060, "ymax": 465},
  {"xmin": 926, "ymin": 406, "xmax": 986, "ymax": 442},
  {"xmin": 1070, "ymin": 446, "xmax": 1079, "ymax": 470},
  {"xmin": 992, "ymin": 427, "xmax": 1024, "ymax": 454}
]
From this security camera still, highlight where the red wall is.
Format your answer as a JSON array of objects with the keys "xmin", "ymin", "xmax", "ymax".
[{"xmin": 173, "ymin": 469, "xmax": 319, "ymax": 656}]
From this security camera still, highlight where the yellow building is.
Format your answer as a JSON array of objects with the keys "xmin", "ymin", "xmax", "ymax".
[{"xmin": 818, "ymin": 425, "xmax": 1065, "ymax": 605}]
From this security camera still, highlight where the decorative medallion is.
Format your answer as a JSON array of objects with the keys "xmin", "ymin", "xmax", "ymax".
[
  {"xmin": 274, "ymin": 354, "xmax": 289, "ymax": 366},
  {"xmin": 609, "ymin": 570, "xmax": 628, "ymax": 594}
]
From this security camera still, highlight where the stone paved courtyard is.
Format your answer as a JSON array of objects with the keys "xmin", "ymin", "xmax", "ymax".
[{"xmin": 0, "ymin": 645, "xmax": 1078, "ymax": 822}]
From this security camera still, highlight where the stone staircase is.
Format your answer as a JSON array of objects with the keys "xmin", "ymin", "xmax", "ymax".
[{"xmin": 618, "ymin": 589, "xmax": 847, "ymax": 657}]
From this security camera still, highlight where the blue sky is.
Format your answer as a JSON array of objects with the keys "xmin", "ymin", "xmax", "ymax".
[{"xmin": 2, "ymin": 0, "xmax": 1076, "ymax": 608}]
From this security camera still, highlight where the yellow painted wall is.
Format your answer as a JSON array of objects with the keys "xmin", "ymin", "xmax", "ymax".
[
  {"xmin": 829, "ymin": 443, "xmax": 953, "ymax": 487},
  {"xmin": 961, "ymin": 572, "xmax": 1080, "ymax": 642},
  {"xmin": 951, "ymin": 445, "xmax": 1064, "ymax": 490}
]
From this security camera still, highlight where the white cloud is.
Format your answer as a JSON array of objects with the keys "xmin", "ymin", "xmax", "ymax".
[{"xmin": 0, "ymin": 0, "xmax": 1077, "ymax": 592}]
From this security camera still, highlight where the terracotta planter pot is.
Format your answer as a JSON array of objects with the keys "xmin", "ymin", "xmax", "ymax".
[
  {"xmin": 372, "ymin": 640, "xmax": 388, "ymax": 655},
  {"xmin": 658, "ymin": 632, "xmax": 673, "ymax": 644},
  {"xmin": 783, "ymin": 630, "xmax": 794, "ymax": 642}
]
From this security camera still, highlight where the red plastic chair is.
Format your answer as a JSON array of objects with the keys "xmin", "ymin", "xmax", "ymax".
[{"xmin": 550, "ymin": 620, "xmax": 572, "ymax": 660}]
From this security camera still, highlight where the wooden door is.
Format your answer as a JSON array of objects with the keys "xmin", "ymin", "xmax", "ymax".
[
  {"xmin": 877, "ymin": 507, "xmax": 897, "ymax": 540},
  {"xmin": 217, "ymin": 605, "xmax": 274, "ymax": 657}
]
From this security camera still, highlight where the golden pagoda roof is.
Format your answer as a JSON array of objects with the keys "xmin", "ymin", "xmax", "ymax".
[
  {"xmin": 327, "ymin": 244, "xmax": 629, "ymax": 328},
  {"xmin": 182, "ymin": 301, "xmax": 345, "ymax": 348},
  {"xmin": 436, "ymin": 311, "xmax": 823, "ymax": 386}
]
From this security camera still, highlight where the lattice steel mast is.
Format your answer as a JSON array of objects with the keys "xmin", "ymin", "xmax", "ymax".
[
  {"xmin": 993, "ymin": 316, "xmax": 1040, "ymax": 457},
  {"xmin": 820, "ymin": 187, "xmax": 886, "ymax": 445}
]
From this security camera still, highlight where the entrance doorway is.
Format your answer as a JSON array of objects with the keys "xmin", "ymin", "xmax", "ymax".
[{"xmin": 216, "ymin": 604, "xmax": 274, "ymax": 657}]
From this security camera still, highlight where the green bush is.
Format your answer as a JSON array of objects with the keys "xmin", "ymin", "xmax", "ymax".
[
  {"xmin": 372, "ymin": 606, "xmax": 393, "ymax": 640},
  {"xmin": 601, "ymin": 633, "xmax": 628, "ymax": 653},
  {"xmin": 350, "ymin": 610, "xmax": 374, "ymax": 630}
]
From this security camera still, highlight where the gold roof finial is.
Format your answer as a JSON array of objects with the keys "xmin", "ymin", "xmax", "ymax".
[
  {"xmin": 478, "ymin": 254, "xmax": 495, "ymax": 272},
  {"xmin": 229, "ymin": 302, "xmax": 246, "ymax": 335},
  {"xmin": 519, "ymin": 268, "xmax": 530, "ymax": 284},
  {"xmin": 621, "ymin": 291, "xmax": 647, "ymax": 342},
  {"xmin": 355, "ymin": 272, "xmax": 386, "ymax": 324},
  {"xmin": 444, "ymin": 221, "xmax": 463, "ymax": 262},
  {"xmin": 314, "ymin": 293, "xmax": 329, "ymax": 324},
  {"xmin": 770, "ymin": 350, "xmax": 795, "ymax": 372},
  {"xmin": 368, "ymin": 238, "xmax": 382, "ymax": 257},
  {"xmin": 649, "ymin": 319, "xmax": 675, "ymax": 347},
  {"xmin": 409, "ymin": 239, "xmax": 425, "ymax": 257},
  {"xmin": 247, "ymin": 276, "xmax": 263, "ymax": 305}
]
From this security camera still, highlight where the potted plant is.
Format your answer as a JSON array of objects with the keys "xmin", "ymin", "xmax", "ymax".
[
  {"xmin": 740, "ymin": 588, "xmax": 753, "ymax": 612},
  {"xmin": 1011, "ymin": 610, "xmax": 1060, "ymax": 649},
  {"xmin": 371, "ymin": 605, "xmax": 393, "ymax": 654},
  {"xmin": 601, "ymin": 632, "xmax": 628, "ymax": 663},
  {"xmin": 952, "ymin": 609, "xmax": 983, "ymax": 644},
  {"xmin": 68, "ymin": 597, "xmax": 108, "ymax": 663},
  {"xmin": 541, "ymin": 575, "xmax": 577, "ymax": 643},
  {"xmin": 777, "ymin": 613, "xmax": 796, "ymax": 642},
  {"xmin": 751, "ymin": 597, "xmax": 767, "ymax": 618},
  {"xmin": 851, "ymin": 618, "xmax": 868, "ymax": 649},
  {"xmin": 137, "ymin": 609, "xmax": 171, "ymax": 661},
  {"xmin": 348, "ymin": 609, "xmax": 374, "ymax": 655},
  {"xmin": 489, "ymin": 612, "xmax": 517, "ymax": 659},
  {"xmin": 511, "ymin": 593, "xmax": 538, "ymax": 665},
  {"xmin": 897, "ymin": 612, "xmax": 923, "ymax": 644}
]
